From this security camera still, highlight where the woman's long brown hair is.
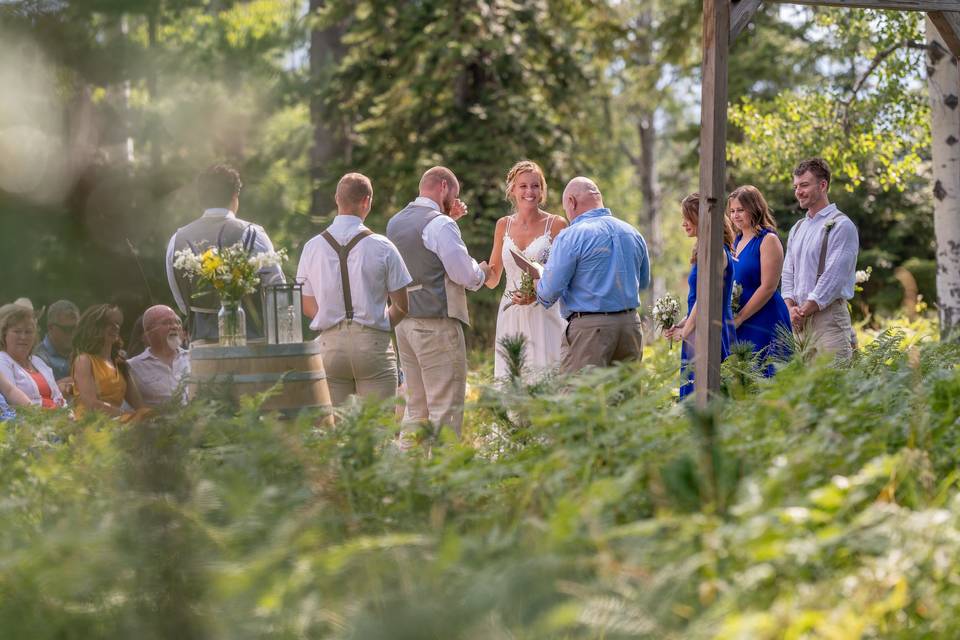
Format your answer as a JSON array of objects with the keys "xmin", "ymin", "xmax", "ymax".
[
  {"xmin": 728, "ymin": 184, "xmax": 778, "ymax": 232},
  {"xmin": 73, "ymin": 304, "xmax": 129, "ymax": 377},
  {"xmin": 681, "ymin": 193, "xmax": 735, "ymax": 265}
]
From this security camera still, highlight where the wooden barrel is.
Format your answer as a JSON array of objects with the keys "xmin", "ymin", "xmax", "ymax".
[{"xmin": 188, "ymin": 341, "xmax": 332, "ymax": 416}]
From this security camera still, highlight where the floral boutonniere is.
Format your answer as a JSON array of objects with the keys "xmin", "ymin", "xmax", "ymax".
[{"xmin": 824, "ymin": 219, "xmax": 837, "ymax": 231}]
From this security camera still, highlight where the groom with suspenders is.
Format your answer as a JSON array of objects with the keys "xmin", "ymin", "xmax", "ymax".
[{"xmin": 297, "ymin": 173, "xmax": 412, "ymax": 407}]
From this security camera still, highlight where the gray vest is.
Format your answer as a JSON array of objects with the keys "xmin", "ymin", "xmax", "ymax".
[
  {"xmin": 386, "ymin": 203, "xmax": 469, "ymax": 324},
  {"xmin": 171, "ymin": 215, "xmax": 264, "ymax": 342}
]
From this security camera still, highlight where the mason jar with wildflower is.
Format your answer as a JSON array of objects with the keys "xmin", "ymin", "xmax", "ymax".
[{"xmin": 174, "ymin": 242, "xmax": 286, "ymax": 346}]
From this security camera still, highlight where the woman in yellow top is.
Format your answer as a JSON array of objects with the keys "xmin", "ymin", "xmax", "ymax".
[{"xmin": 72, "ymin": 304, "xmax": 147, "ymax": 420}]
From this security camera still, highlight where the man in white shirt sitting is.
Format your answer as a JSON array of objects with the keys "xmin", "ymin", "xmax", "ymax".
[
  {"xmin": 386, "ymin": 167, "xmax": 492, "ymax": 437},
  {"xmin": 128, "ymin": 305, "xmax": 190, "ymax": 407},
  {"xmin": 782, "ymin": 158, "xmax": 860, "ymax": 361},
  {"xmin": 297, "ymin": 173, "xmax": 413, "ymax": 407}
]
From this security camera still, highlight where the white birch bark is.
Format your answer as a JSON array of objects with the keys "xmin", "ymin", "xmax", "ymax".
[{"xmin": 927, "ymin": 17, "xmax": 960, "ymax": 339}]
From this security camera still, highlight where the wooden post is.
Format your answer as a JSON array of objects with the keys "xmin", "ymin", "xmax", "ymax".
[{"xmin": 694, "ymin": 0, "xmax": 731, "ymax": 408}]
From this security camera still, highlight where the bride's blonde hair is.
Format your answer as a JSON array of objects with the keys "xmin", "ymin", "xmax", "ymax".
[{"xmin": 504, "ymin": 161, "xmax": 548, "ymax": 208}]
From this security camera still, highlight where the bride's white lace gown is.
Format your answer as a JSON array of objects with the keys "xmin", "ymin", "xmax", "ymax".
[{"xmin": 494, "ymin": 215, "xmax": 567, "ymax": 381}]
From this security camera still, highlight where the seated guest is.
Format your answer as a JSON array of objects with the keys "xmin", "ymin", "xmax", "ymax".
[
  {"xmin": 72, "ymin": 304, "xmax": 146, "ymax": 419},
  {"xmin": 34, "ymin": 299, "xmax": 80, "ymax": 394},
  {"xmin": 1, "ymin": 369, "xmax": 32, "ymax": 408},
  {"xmin": 0, "ymin": 301, "xmax": 66, "ymax": 408},
  {"xmin": 297, "ymin": 172, "xmax": 412, "ymax": 407},
  {"xmin": 128, "ymin": 305, "xmax": 190, "ymax": 407}
]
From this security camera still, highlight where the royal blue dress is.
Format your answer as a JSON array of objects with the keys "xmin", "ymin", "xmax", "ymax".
[
  {"xmin": 732, "ymin": 229, "xmax": 792, "ymax": 374},
  {"xmin": 679, "ymin": 246, "xmax": 737, "ymax": 399}
]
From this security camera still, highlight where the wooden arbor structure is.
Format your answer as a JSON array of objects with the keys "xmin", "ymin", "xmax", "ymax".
[{"xmin": 693, "ymin": 0, "xmax": 960, "ymax": 406}]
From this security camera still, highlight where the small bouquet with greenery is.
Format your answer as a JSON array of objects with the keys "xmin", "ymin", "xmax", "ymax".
[
  {"xmin": 174, "ymin": 242, "xmax": 286, "ymax": 302},
  {"xmin": 652, "ymin": 293, "xmax": 681, "ymax": 350},
  {"xmin": 503, "ymin": 248, "xmax": 544, "ymax": 310},
  {"xmin": 731, "ymin": 281, "xmax": 743, "ymax": 313},
  {"xmin": 504, "ymin": 272, "xmax": 537, "ymax": 309}
]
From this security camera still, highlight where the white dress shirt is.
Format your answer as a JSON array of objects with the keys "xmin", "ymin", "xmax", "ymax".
[
  {"xmin": 0, "ymin": 352, "xmax": 65, "ymax": 407},
  {"xmin": 165, "ymin": 208, "xmax": 285, "ymax": 316},
  {"xmin": 128, "ymin": 347, "xmax": 191, "ymax": 407},
  {"xmin": 781, "ymin": 203, "xmax": 859, "ymax": 309},
  {"xmin": 415, "ymin": 197, "xmax": 485, "ymax": 291},
  {"xmin": 297, "ymin": 215, "xmax": 413, "ymax": 332}
]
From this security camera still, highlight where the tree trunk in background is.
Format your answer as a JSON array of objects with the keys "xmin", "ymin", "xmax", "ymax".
[
  {"xmin": 630, "ymin": 5, "xmax": 664, "ymax": 303},
  {"xmin": 309, "ymin": 0, "xmax": 345, "ymax": 220},
  {"xmin": 637, "ymin": 110, "xmax": 665, "ymax": 302},
  {"xmin": 927, "ymin": 18, "xmax": 960, "ymax": 339},
  {"xmin": 147, "ymin": 5, "xmax": 162, "ymax": 169}
]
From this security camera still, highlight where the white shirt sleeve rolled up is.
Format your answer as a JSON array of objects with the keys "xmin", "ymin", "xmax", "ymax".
[
  {"xmin": 422, "ymin": 215, "xmax": 485, "ymax": 291},
  {"xmin": 165, "ymin": 234, "xmax": 188, "ymax": 315}
]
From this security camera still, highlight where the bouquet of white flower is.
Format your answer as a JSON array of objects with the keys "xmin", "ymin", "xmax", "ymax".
[
  {"xmin": 731, "ymin": 281, "xmax": 743, "ymax": 313},
  {"xmin": 174, "ymin": 242, "xmax": 286, "ymax": 303},
  {"xmin": 652, "ymin": 293, "xmax": 681, "ymax": 350}
]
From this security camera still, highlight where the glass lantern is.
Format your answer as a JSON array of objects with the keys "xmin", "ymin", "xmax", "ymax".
[{"xmin": 263, "ymin": 282, "xmax": 303, "ymax": 344}]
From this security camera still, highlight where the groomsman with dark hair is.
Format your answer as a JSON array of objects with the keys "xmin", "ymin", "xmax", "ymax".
[
  {"xmin": 297, "ymin": 173, "xmax": 412, "ymax": 407},
  {"xmin": 782, "ymin": 158, "xmax": 859, "ymax": 361},
  {"xmin": 165, "ymin": 164, "xmax": 284, "ymax": 343}
]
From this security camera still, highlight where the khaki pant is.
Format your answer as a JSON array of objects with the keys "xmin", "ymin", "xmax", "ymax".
[
  {"xmin": 561, "ymin": 312, "xmax": 644, "ymax": 374},
  {"xmin": 317, "ymin": 322, "xmax": 398, "ymax": 407},
  {"xmin": 802, "ymin": 299, "xmax": 853, "ymax": 362},
  {"xmin": 395, "ymin": 317, "xmax": 467, "ymax": 435}
]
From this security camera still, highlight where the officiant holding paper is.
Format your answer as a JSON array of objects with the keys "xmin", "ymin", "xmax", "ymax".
[{"xmin": 516, "ymin": 177, "xmax": 650, "ymax": 373}]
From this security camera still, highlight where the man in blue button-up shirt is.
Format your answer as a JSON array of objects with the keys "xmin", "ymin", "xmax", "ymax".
[{"xmin": 521, "ymin": 177, "xmax": 650, "ymax": 373}]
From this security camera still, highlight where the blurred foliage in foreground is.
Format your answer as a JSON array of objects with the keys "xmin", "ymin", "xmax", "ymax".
[{"xmin": 3, "ymin": 313, "xmax": 960, "ymax": 638}]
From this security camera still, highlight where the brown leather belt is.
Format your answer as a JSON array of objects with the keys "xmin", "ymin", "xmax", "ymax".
[{"xmin": 568, "ymin": 309, "xmax": 636, "ymax": 319}]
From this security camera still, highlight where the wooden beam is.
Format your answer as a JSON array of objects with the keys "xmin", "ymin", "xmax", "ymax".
[
  {"xmin": 930, "ymin": 11, "xmax": 960, "ymax": 57},
  {"xmin": 731, "ymin": 0, "xmax": 763, "ymax": 42},
  {"xmin": 694, "ymin": 0, "xmax": 731, "ymax": 408},
  {"xmin": 766, "ymin": 0, "xmax": 960, "ymax": 11}
]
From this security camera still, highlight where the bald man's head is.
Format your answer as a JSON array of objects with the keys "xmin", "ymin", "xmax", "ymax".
[
  {"xmin": 142, "ymin": 305, "xmax": 183, "ymax": 352},
  {"xmin": 562, "ymin": 177, "xmax": 603, "ymax": 220},
  {"xmin": 418, "ymin": 166, "xmax": 459, "ymax": 214}
]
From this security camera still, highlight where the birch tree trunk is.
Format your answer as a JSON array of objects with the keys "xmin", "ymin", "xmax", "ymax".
[{"xmin": 927, "ymin": 17, "xmax": 960, "ymax": 339}]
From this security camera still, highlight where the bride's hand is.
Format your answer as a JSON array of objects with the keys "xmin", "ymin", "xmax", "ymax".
[{"xmin": 511, "ymin": 292, "xmax": 536, "ymax": 306}]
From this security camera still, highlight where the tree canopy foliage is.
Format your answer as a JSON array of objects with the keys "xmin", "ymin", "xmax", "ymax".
[{"xmin": 0, "ymin": 0, "xmax": 940, "ymax": 341}]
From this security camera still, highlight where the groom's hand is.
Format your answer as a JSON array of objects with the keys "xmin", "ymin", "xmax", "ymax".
[
  {"xmin": 478, "ymin": 261, "xmax": 492, "ymax": 281},
  {"xmin": 450, "ymin": 199, "xmax": 468, "ymax": 221}
]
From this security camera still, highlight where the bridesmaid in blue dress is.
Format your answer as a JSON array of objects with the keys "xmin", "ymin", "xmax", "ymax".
[
  {"xmin": 664, "ymin": 193, "xmax": 737, "ymax": 399},
  {"xmin": 728, "ymin": 185, "xmax": 792, "ymax": 374}
]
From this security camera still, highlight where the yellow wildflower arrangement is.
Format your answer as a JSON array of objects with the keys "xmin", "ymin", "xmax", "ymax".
[{"xmin": 174, "ymin": 241, "xmax": 285, "ymax": 302}]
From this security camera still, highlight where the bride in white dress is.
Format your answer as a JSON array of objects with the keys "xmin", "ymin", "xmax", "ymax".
[{"xmin": 485, "ymin": 161, "xmax": 568, "ymax": 381}]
